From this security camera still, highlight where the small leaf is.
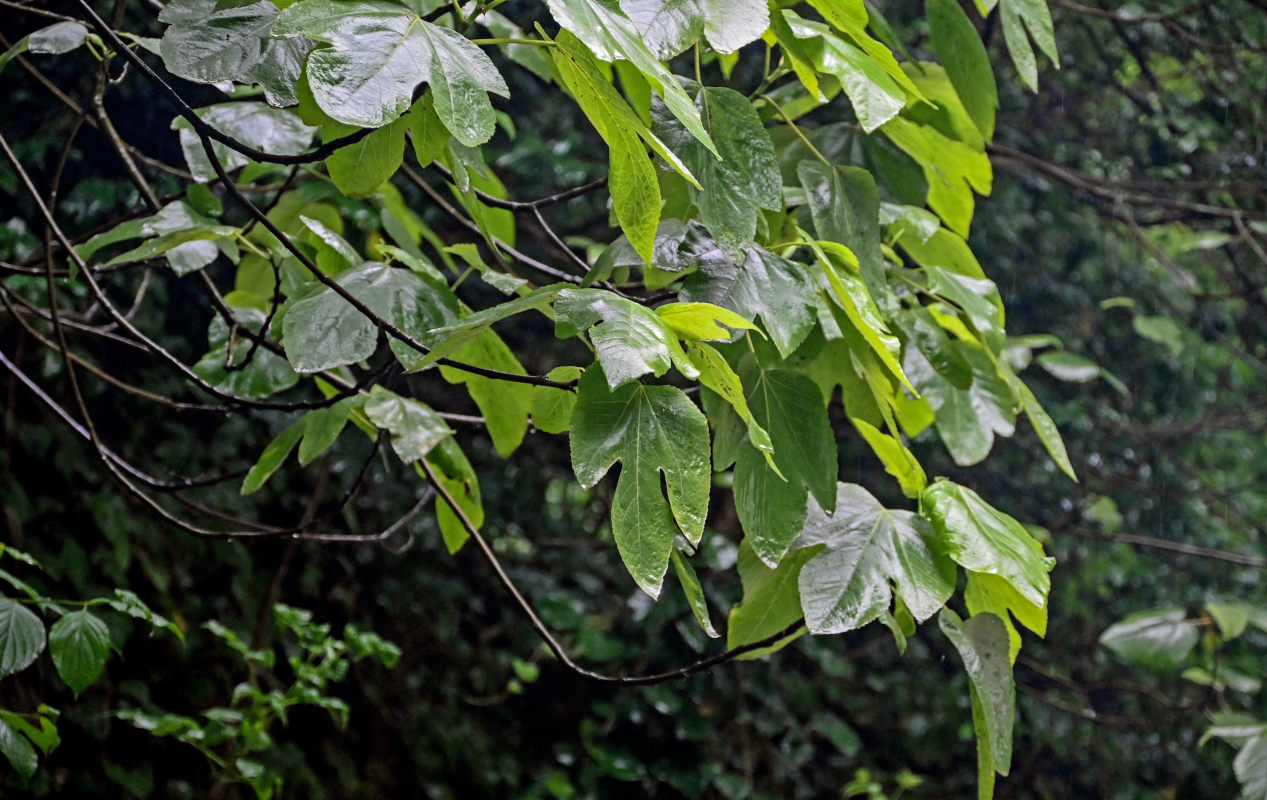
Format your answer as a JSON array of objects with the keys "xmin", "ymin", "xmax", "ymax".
[
  {"xmin": 364, "ymin": 387, "xmax": 453, "ymax": 463},
  {"xmin": 726, "ymin": 540, "xmax": 817, "ymax": 658},
  {"xmin": 655, "ymin": 302, "xmax": 757, "ymax": 341},
  {"xmin": 0, "ymin": 597, "xmax": 46, "ymax": 679},
  {"xmin": 49, "ymin": 611, "xmax": 111, "ymax": 698},
  {"xmin": 241, "ymin": 416, "xmax": 306, "ymax": 494},
  {"xmin": 670, "ymin": 550, "xmax": 719, "ymax": 638}
]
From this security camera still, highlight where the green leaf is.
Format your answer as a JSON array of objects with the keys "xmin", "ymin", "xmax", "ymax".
[
  {"xmin": 159, "ymin": 0, "xmax": 310, "ymax": 106},
  {"xmin": 851, "ymin": 417, "xmax": 925, "ymax": 498},
  {"xmin": 653, "ymin": 87, "xmax": 782, "ymax": 255},
  {"xmin": 1207, "ymin": 601, "xmax": 1251, "ymax": 640},
  {"xmin": 554, "ymin": 287, "xmax": 696, "ymax": 389},
  {"xmin": 785, "ymin": 16, "xmax": 907, "ymax": 133},
  {"xmin": 364, "ymin": 386, "xmax": 453, "ymax": 463},
  {"xmin": 939, "ymin": 610, "xmax": 1014, "ymax": 800},
  {"xmin": 546, "ymin": 0, "xmax": 716, "ymax": 155},
  {"xmin": 687, "ymin": 342, "xmax": 774, "ymax": 464},
  {"xmin": 656, "ymin": 302, "xmax": 757, "ymax": 341},
  {"xmin": 108, "ymin": 589, "xmax": 184, "ymax": 641},
  {"xmin": 699, "ymin": 0, "xmax": 768, "ymax": 52},
  {"xmin": 275, "ymin": 0, "xmax": 509, "ymax": 141},
  {"xmin": 438, "ymin": 329, "xmax": 534, "ymax": 457},
  {"xmin": 570, "ymin": 367, "xmax": 711, "ymax": 597},
  {"xmin": 1234, "ymin": 734, "xmax": 1267, "ymax": 800},
  {"xmin": 726, "ymin": 539, "xmax": 817, "ymax": 658},
  {"xmin": 734, "ymin": 358, "xmax": 838, "ymax": 566},
  {"xmin": 102, "ymin": 228, "xmax": 236, "ymax": 276},
  {"xmin": 532, "ymin": 367, "xmax": 583, "ymax": 435},
  {"xmin": 922, "ymin": 479, "xmax": 1052, "ymax": 607},
  {"xmin": 799, "ymin": 162, "xmax": 888, "ymax": 302},
  {"xmin": 904, "ymin": 342, "xmax": 1016, "ymax": 467},
  {"xmin": 0, "ymin": 597, "xmax": 46, "ymax": 679},
  {"xmin": 423, "ymin": 436, "xmax": 484, "ymax": 553},
  {"xmin": 552, "ymin": 31, "xmax": 685, "ymax": 262},
  {"xmin": 1099, "ymin": 608, "xmax": 1199, "ymax": 670},
  {"xmin": 997, "ymin": 0, "xmax": 1059, "ymax": 93},
  {"xmin": 881, "ymin": 116, "xmax": 991, "ymax": 237},
  {"xmin": 813, "ymin": 241, "xmax": 909, "ymax": 390},
  {"xmin": 1015, "ymin": 379, "xmax": 1076, "ymax": 481},
  {"xmin": 28, "ymin": 21, "xmax": 89, "ymax": 55},
  {"xmin": 0, "ymin": 711, "xmax": 58, "ymax": 757},
  {"xmin": 172, "ymin": 101, "xmax": 316, "ymax": 182},
  {"xmin": 417, "ymin": 285, "xmax": 565, "ymax": 370},
  {"xmin": 77, "ymin": 201, "xmax": 232, "ymax": 275},
  {"xmin": 965, "ymin": 571, "xmax": 1046, "ymax": 664},
  {"xmin": 281, "ymin": 261, "xmax": 458, "ymax": 373},
  {"xmin": 670, "ymin": 550, "xmax": 719, "ymax": 638},
  {"xmin": 325, "ymin": 114, "xmax": 407, "ymax": 198},
  {"xmin": 796, "ymin": 483, "xmax": 954, "ymax": 634},
  {"xmin": 241, "ymin": 415, "xmax": 306, "ymax": 494},
  {"xmin": 297, "ymin": 397, "xmax": 359, "ymax": 465},
  {"xmin": 681, "ymin": 246, "xmax": 818, "ymax": 358},
  {"xmin": 618, "ymin": 0, "xmax": 702, "ymax": 58},
  {"xmin": 926, "ymin": 0, "xmax": 998, "ymax": 138},
  {"xmin": 49, "ymin": 611, "xmax": 110, "ymax": 698},
  {"xmin": 0, "ymin": 717, "xmax": 38, "ymax": 780},
  {"xmin": 193, "ymin": 307, "xmax": 300, "ymax": 399},
  {"xmin": 1133, "ymin": 314, "xmax": 1185, "ymax": 357}
]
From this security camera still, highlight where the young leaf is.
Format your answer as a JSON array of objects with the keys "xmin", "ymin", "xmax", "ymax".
[
  {"xmin": 424, "ymin": 437, "xmax": 484, "ymax": 553},
  {"xmin": 438, "ymin": 330, "xmax": 534, "ymax": 457},
  {"xmin": 670, "ymin": 550, "xmax": 719, "ymax": 638},
  {"xmin": 0, "ymin": 597, "xmax": 46, "ymax": 679},
  {"xmin": 796, "ymin": 483, "xmax": 955, "ymax": 634},
  {"xmin": 570, "ymin": 367, "xmax": 710, "ymax": 597},
  {"xmin": 965, "ymin": 571, "xmax": 1047, "ymax": 664},
  {"xmin": 49, "ymin": 610, "xmax": 111, "ymax": 698},
  {"xmin": 922, "ymin": 479, "xmax": 1052, "ymax": 608},
  {"xmin": 240, "ymin": 415, "xmax": 307, "ymax": 494},
  {"xmin": 325, "ymin": 115, "xmax": 408, "ymax": 199},
  {"xmin": 927, "ymin": 0, "xmax": 998, "ymax": 139}
]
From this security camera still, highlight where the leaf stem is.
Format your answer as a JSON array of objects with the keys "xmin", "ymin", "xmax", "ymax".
[{"xmin": 759, "ymin": 93, "xmax": 830, "ymax": 166}]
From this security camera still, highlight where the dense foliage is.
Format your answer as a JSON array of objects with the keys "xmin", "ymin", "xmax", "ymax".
[{"xmin": 1, "ymin": 0, "xmax": 1264, "ymax": 798}]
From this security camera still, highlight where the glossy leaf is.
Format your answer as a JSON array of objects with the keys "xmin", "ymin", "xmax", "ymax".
[
  {"xmin": 799, "ymin": 161, "xmax": 888, "ymax": 301},
  {"xmin": 281, "ymin": 261, "xmax": 458, "ymax": 373},
  {"xmin": 786, "ymin": 16, "xmax": 907, "ymax": 133},
  {"xmin": 797, "ymin": 483, "xmax": 955, "ymax": 634},
  {"xmin": 569, "ymin": 367, "xmax": 710, "ymax": 597},
  {"xmin": 193, "ymin": 307, "xmax": 299, "ymax": 399},
  {"xmin": 546, "ymin": 0, "xmax": 716, "ymax": 155},
  {"xmin": 364, "ymin": 386, "xmax": 453, "ymax": 464},
  {"xmin": 49, "ymin": 610, "xmax": 111, "ymax": 698},
  {"xmin": 0, "ymin": 717, "xmax": 37, "ymax": 780},
  {"xmin": 275, "ymin": 0, "xmax": 509, "ymax": 140},
  {"xmin": 681, "ymin": 246, "xmax": 818, "ymax": 358},
  {"xmin": 173, "ymin": 101, "xmax": 316, "ymax": 182},
  {"xmin": 618, "ymin": 0, "xmax": 702, "ymax": 58},
  {"xmin": 922, "ymin": 479, "xmax": 1052, "ymax": 607},
  {"xmin": 965, "ymin": 571, "xmax": 1047, "ymax": 664},
  {"xmin": 554, "ymin": 287, "xmax": 696, "ymax": 389},
  {"xmin": 159, "ymin": 0, "xmax": 310, "ymax": 106}
]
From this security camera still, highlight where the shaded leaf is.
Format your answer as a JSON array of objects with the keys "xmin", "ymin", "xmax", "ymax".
[
  {"xmin": 49, "ymin": 611, "xmax": 110, "ymax": 698},
  {"xmin": 0, "ymin": 598, "xmax": 45, "ymax": 679}
]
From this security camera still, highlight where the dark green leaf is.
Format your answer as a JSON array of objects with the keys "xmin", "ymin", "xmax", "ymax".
[
  {"xmin": 325, "ymin": 115, "xmax": 407, "ymax": 198},
  {"xmin": 570, "ymin": 367, "xmax": 710, "ymax": 597},
  {"xmin": 0, "ymin": 717, "xmax": 38, "ymax": 780},
  {"xmin": 0, "ymin": 598, "xmax": 45, "ymax": 679},
  {"xmin": 927, "ymin": 0, "xmax": 998, "ymax": 138},
  {"xmin": 798, "ymin": 161, "xmax": 887, "ymax": 301},
  {"xmin": 49, "ymin": 610, "xmax": 110, "ymax": 698},
  {"xmin": 240, "ymin": 415, "xmax": 306, "ymax": 494}
]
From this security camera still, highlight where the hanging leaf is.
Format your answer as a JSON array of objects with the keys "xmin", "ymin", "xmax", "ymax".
[
  {"xmin": 927, "ymin": 0, "xmax": 998, "ymax": 138},
  {"xmin": 1099, "ymin": 608, "xmax": 1199, "ymax": 670},
  {"xmin": 569, "ymin": 366, "xmax": 710, "ymax": 597},
  {"xmin": 364, "ymin": 386, "xmax": 453, "ymax": 464},
  {"xmin": 939, "ymin": 610, "xmax": 1015, "ymax": 800},
  {"xmin": 49, "ymin": 610, "xmax": 111, "ymax": 698},
  {"xmin": 670, "ymin": 550, "xmax": 719, "ymax": 638}
]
